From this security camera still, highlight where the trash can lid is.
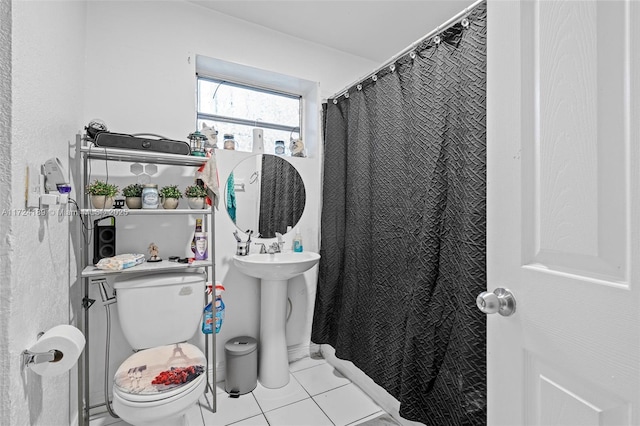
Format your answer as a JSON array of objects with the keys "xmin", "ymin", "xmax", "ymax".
[{"xmin": 225, "ymin": 336, "xmax": 257, "ymax": 356}]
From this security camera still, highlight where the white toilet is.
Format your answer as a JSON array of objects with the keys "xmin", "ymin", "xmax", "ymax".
[{"xmin": 111, "ymin": 272, "xmax": 208, "ymax": 426}]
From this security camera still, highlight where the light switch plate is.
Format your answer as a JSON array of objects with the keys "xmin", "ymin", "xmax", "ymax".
[{"xmin": 26, "ymin": 163, "xmax": 43, "ymax": 208}]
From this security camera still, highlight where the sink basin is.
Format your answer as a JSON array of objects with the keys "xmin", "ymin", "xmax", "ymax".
[
  {"xmin": 233, "ymin": 252, "xmax": 320, "ymax": 280},
  {"xmin": 233, "ymin": 251, "xmax": 320, "ymax": 389}
]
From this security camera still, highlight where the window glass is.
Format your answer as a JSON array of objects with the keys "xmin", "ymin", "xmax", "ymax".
[{"xmin": 197, "ymin": 77, "xmax": 301, "ymax": 155}]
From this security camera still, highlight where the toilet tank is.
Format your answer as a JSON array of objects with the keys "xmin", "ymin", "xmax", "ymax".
[{"xmin": 113, "ymin": 271, "xmax": 205, "ymax": 350}]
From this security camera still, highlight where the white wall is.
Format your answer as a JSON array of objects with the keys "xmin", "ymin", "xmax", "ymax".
[
  {"xmin": 81, "ymin": 0, "xmax": 379, "ymax": 409},
  {"xmin": 2, "ymin": 1, "xmax": 86, "ymax": 425},
  {"xmin": 0, "ymin": 0, "xmax": 12, "ymax": 422}
]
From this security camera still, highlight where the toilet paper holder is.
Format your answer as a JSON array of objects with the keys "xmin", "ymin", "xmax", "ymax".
[{"xmin": 21, "ymin": 332, "xmax": 64, "ymax": 368}]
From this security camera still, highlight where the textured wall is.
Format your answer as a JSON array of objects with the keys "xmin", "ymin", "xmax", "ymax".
[
  {"xmin": 5, "ymin": 1, "xmax": 86, "ymax": 425},
  {"xmin": 0, "ymin": 0, "xmax": 12, "ymax": 421}
]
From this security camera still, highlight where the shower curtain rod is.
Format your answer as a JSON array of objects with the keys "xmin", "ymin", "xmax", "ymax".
[{"xmin": 328, "ymin": 0, "xmax": 485, "ymax": 101}]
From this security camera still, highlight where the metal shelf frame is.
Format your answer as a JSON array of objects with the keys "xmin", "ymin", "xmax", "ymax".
[{"xmin": 75, "ymin": 136, "xmax": 217, "ymax": 425}]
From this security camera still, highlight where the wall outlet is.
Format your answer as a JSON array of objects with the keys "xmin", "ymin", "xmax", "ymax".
[{"xmin": 25, "ymin": 163, "xmax": 44, "ymax": 208}]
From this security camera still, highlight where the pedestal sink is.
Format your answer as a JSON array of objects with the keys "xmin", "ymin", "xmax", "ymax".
[{"xmin": 233, "ymin": 252, "xmax": 320, "ymax": 388}]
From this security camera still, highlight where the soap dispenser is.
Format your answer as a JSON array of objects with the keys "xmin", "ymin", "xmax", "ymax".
[{"xmin": 293, "ymin": 228, "xmax": 303, "ymax": 252}]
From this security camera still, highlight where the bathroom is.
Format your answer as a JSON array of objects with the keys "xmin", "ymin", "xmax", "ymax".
[{"xmin": 2, "ymin": 1, "xmax": 639, "ymax": 426}]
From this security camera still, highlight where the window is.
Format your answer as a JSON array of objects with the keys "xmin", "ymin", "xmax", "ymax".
[{"xmin": 197, "ymin": 76, "xmax": 302, "ymax": 155}]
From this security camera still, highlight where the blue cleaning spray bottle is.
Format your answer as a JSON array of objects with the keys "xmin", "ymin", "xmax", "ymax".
[
  {"xmin": 202, "ymin": 283, "xmax": 214, "ymax": 334},
  {"xmin": 214, "ymin": 283, "xmax": 226, "ymax": 334}
]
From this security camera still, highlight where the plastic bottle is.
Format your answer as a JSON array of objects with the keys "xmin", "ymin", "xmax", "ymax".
[
  {"xmin": 293, "ymin": 228, "xmax": 303, "ymax": 252},
  {"xmin": 215, "ymin": 284, "xmax": 226, "ymax": 334},
  {"xmin": 191, "ymin": 218, "xmax": 202, "ymax": 253},
  {"xmin": 194, "ymin": 232, "xmax": 208, "ymax": 260},
  {"xmin": 202, "ymin": 302, "xmax": 213, "ymax": 334}
]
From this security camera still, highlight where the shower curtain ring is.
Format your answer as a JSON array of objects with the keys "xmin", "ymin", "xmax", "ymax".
[
  {"xmin": 357, "ymin": 84, "xmax": 362, "ymax": 91},
  {"xmin": 461, "ymin": 17, "xmax": 470, "ymax": 28},
  {"xmin": 389, "ymin": 64, "xmax": 396, "ymax": 72},
  {"xmin": 372, "ymin": 74, "xmax": 378, "ymax": 82},
  {"xmin": 433, "ymin": 35, "xmax": 441, "ymax": 45},
  {"xmin": 333, "ymin": 99, "xmax": 338, "ymax": 104},
  {"xmin": 409, "ymin": 51, "xmax": 416, "ymax": 60}
]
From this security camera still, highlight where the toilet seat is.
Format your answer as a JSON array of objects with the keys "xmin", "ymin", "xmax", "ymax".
[
  {"xmin": 114, "ymin": 374, "xmax": 205, "ymax": 404},
  {"xmin": 114, "ymin": 342, "xmax": 206, "ymax": 403},
  {"xmin": 112, "ymin": 372, "xmax": 206, "ymax": 426}
]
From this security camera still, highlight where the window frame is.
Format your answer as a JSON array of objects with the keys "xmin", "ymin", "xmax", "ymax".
[{"xmin": 196, "ymin": 74, "xmax": 302, "ymax": 137}]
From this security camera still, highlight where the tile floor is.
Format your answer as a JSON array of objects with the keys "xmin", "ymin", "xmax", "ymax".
[{"xmin": 90, "ymin": 355, "xmax": 396, "ymax": 426}]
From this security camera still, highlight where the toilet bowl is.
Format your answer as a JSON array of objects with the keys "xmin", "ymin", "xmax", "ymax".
[
  {"xmin": 111, "ymin": 272, "xmax": 208, "ymax": 426},
  {"xmin": 112, "ymin": 343, "xmax": 207, "ymax": 426}
]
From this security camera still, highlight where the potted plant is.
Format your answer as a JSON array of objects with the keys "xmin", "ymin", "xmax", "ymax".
[
  {"xmin": 86, "ymin": 179, "xmax": 119, "ymax": 209},
  {"xmin": 122, "ymin": 183, "xmax": 143, "ymax": 209},
  {"xmin": 159, "ymin": 184, "xmax": 182, "ymax": 209},
  {"xmin": 184, "ymin": 184, "xmax": 208, "ymax": 209}
]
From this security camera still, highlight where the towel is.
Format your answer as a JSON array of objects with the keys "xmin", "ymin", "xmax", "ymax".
[
  {"xmin": 226, "ymin": 172, "xmax": 236, "ymax": 223},
  {"xmin": 195, "ymin": 150, "xmax": 220, "ymax": 209}
]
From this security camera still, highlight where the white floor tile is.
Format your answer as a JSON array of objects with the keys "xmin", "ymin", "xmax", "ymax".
[
  {"xmin": 348, "ymin": 413, "xmax": 402, "ymax": 426},
  {"xmin": 216, "ymin": 381, "xmax": 228, "ymax": 394},
  {"xmin": 200, "ymin": 392, "xmax": 262, "ymax": 425},
  {"xmin": 90, "ymin": 368, "xmax": 394, "ymax": 426},
  {"xmin": 293, "ymin": 362, "xmax": 351, "ymax": 396},
  {"xmin": 252, "ymin": 373, "xmax": 310, "ymax": 412},
  {"xmin": 264, "ymin": 398, "xmax": 333, "ymax": 426},
  {"xmin": 91, "ymin": 407, "xmax": 204, "ymax": 426},
  {"xmin": 289, "ymin": 354, "xmax": 328, "ymax": 373},
  {"xmin": 228, "ymin": 414, "xmax": 270, "ymax": 425},
  {"xmin": 314, "ymin": 383, "xmax": 383, "ymax": 426},
  {"xmin": 88, "ymin": 414, "xmax": 122, "ymax": 426}
]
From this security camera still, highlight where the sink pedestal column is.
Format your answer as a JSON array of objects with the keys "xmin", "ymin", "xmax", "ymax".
[{"xmin": 258, "ymin": 279, "xmax": 290, "ymax": 388}]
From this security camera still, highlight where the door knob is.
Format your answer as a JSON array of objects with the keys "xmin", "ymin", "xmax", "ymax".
[{"xmin": 476, "ymin": 288, "xmax": 516, "ymax": 316}]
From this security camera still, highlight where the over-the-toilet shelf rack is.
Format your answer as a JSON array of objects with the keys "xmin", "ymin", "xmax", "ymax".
[{"xmin": 74, "ymin": 135, "xmax": 217, "ymax": 425}]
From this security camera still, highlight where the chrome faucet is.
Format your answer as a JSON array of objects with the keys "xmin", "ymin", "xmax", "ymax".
[
  {"xmin": 254, "ymin": 234, "xmax": 284, "ymax": 255},
  {"xmin": 268, "ymin": 242, "xmax": 281, "ymax": 254},
  {"xmin": 275, "ymin": 232, "xmax": 285, "ymax": 253}
]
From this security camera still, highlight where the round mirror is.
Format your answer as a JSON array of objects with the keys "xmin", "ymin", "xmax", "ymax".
[{"xmin": 225, "ymin": 154, "xmax": 306, "ymax": 238}]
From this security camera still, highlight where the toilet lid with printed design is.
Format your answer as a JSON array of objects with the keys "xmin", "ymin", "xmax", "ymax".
[{"xmin": 114, "ymin": 343, "xmax": 206, "ymax": 397}]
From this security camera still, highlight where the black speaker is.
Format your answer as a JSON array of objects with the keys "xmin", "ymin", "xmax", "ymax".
[
  {"xmin": 94, "ymin": 216, "xmax": 116, "ymax": 264},
  {"xmin": 94, "ymin": 132, "xmax": 191, "ymax": 155}
]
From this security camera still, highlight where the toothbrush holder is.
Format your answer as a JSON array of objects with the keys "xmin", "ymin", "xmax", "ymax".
[{"xmin": 236, "ymin": 242, "xmax": 250, "ymax": 256}]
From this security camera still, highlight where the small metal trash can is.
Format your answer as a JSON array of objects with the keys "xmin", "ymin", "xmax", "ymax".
[{"xmin": 224, "ymin": 336, "xmax": 258, "ymax": 396}]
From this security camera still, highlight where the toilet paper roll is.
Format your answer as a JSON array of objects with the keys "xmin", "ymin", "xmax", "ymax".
[
  {"xmin": 28, "ymin": 325, "xmax": 85, "ymax": 377},
  {"xmin": 252, "ymin": 128, "xmax": 264, "ymax": 153}
]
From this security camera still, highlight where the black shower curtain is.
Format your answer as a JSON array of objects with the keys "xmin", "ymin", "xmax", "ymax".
[{"xmin": 312, "ymin": 3, "xmax": 486, "ymax": 425}]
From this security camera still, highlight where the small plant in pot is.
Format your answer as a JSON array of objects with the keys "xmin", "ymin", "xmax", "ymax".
[
  {"xmin": 184, "ymin": 184, "xmax": 208, "ymax": 209},
  {"xmin": 86, "ymin": 179, "xmax": 119, "ymax": 209},
  {"xmin": 122, "ymin": 183, "xmax": 143, "ymax": 209},
  {"xmin": 159, "ymin": 185, "xmax": 182, "ymax": 209}
]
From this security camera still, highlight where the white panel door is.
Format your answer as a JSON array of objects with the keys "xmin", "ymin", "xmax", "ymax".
[{"xmin": 487, "ymin": 1, "xmax": 639, "ymax": 424}]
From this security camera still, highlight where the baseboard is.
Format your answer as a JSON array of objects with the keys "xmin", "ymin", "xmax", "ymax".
[
  {"xmin": 213, "ymin": 362, "xmax": 225, "ymax": 384},
  {"xmin": 319, "ymin": 344, "xmax": 424, "ymax": 426},
  {"xmin": 308, "ymin": 342, "xmax": 322, "ymax": 356},
  {"xmin": 288, "ymin": 342, "xmax": 313, "ymax": 362}
]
